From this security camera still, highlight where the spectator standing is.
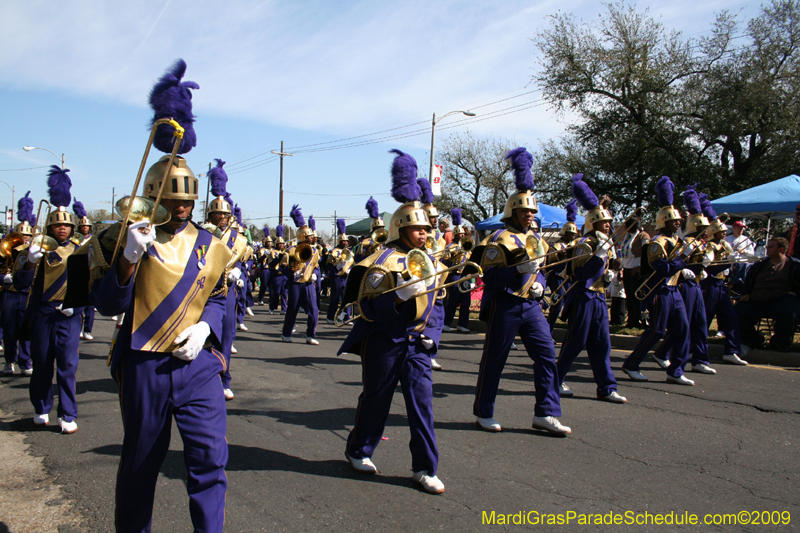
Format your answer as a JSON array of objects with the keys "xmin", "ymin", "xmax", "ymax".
[{"xmin": 619, "ymin": 219, "xmax": 650, "ymax": 328}]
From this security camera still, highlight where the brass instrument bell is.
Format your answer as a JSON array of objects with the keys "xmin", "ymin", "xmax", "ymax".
[
  {"xmin": 425, "ymin": 236, "xmax": 440, "ymax": 254},
  {"xmin": 115, "ymin": 196, "xmax": 172, "ymax": 226},
  {"xmin": 372, "ymin": 227, "xmax": 388, "ymax": 244},
  {"xmin": 0, "ymin": 233, "xmax": 24, "ymax": 258}
]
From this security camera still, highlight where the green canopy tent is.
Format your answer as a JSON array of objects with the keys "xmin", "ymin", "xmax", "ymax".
[{"xmin": 346, "ymin": 212, "xmax": 393, "ymax": 236}]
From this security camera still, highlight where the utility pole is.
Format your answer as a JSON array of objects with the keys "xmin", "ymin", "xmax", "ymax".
[
  {"xmin": 271, "ymin": 141, "xmax": 293, "ymax": 226},
  {"xmin": 111, "ymin": 187, "xmax": 116, "ymax": 221},
  {"xmin": 203, "ymin": 161, "xmax": 212, "ymax": 222}
]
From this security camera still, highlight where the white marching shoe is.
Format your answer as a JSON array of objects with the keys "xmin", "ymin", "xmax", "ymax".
[
  {"xmin": 3, "ymin": 363, "xmax": 14, "ymax": 375},
  {"xmin": 237, "ymin": 323, "xmax": 248, "ymax": 332},
  {"xmin": 246, "ymin": 307, "xmax": 254, "ymax": 317},
  {"xmin": 223, "ymin": 389, "xmax": 235, "ymax": 401},
  {"xmin": 601, "ymin": 391, "xmax": 627, "ymax": 404},
  {"xmin": 476, "ymin": 417, "xmax": 502, "ymax": 432},
  {"xmin": 59, "ymin": 418, "xmax": 78, "ymax": 434},
  {"xmin": 666, "ymin": 374, "xmax": 695, "ymax": 386},
  {"xmin": 306, "ymin": 338, "xmax": 319, "ymax": 345},
  {"xmin": 430, "ymin": 359, "xmax": 442, "ymax": 370},
  {"xmin": 691, "ymin": 363, "xmax": 717, "ymax": 374},
  {"xmin": 83, "ymin": 332, "xmax": 94, "ymax": 341},
  {"xmin": 346, "ymin": 453, "xmax": 377, "ymax": 474},
  {"xmin": 622, "ymin": 367, "xmax": 648, "ymax": 382},
  {"xmin": 651, "ymin": 354, "xmax": 669, "ymax": 369},
  {"xmin": 33, "ymin": 413, "xmax": 49, "ymax": 426},
  {"xmin": 412, "ymin": 471, "xmax": 445, "ymax": 494},
  {"xmin": 230, "ymin": 345, "xmax": 238, "ymax": 354},
  {"xmin": 723, "ymin": 353, "xmax": 748, "ymax": 365},
  {"xmin": 532, "ymin": 415, "xmax": 571, "ymax": 435}
]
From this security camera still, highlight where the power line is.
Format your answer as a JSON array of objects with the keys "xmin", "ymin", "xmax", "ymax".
[{"xmin": 0, "ymin": 165, "xmax": 49, "ymax": 172}]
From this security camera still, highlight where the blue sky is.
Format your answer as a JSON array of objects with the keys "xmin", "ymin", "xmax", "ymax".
[{"xmin": 0, "ymin": 0, "xmax": 761, "ymax": 234}]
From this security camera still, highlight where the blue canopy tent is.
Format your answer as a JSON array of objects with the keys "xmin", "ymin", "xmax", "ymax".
[
  {"xmin": 475, "ymin": 203, "xmax": 585, "ymax": 231},
  {"xmin": 710, "ymin": 175, "xmax": 800, "ymax": 219}
]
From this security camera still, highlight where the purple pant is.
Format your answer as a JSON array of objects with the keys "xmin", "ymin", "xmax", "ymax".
[
  {"xmin": 29, "ymin": 306, "xmax": 82, "ymax": 421},
  {"xmin": 282, "ymin": 280, "xmax": 317, "ymax": 339},
  {"xmin": 474, "ymin": 295, "xmax": 561, "ymax": 419},
  {"xmin": 2, "ymin": 291, "xmax": 31, "ymax": 369},
  {"xmin": 82, "ymin": 306, "xmax": 95, "ymax": 333},
  {"xmin": 220, "ymin": 284, "xmax": 237, "ymax": 389},
  {"xmin": 346, "ymin": 335, "xmax": 438, "ymax": 474},
  {"xmin": 444, "ymin": 274, "xmax": 472, "ymax": 329},
  {"xmin": 258, "ymin": 269, "xmax": 271, "ymax": 303},
  {"xmin": 623, "ymin": 287, "xmax": 690, "ymax": 378},
  {"xmin": 556, "ymin": 294, "xmax": 617, "ymax": 397},
  {"xmin": 654, "ymin": 280, "xmax": 708, "ymax": 365},
  {"xmin": 703, "ymin": 278, "xmax": 741, "ymax": 355},
  {"xmin": 114, "ymin": 348, "xmax": 228, "ymax": 533},
  {"xmin": 326, "ymin": 275, "xmax": 348, "ymax": 321},
  {"xmin": 269, "ymin": 274, "xmax": 287, "ymax": 311}
]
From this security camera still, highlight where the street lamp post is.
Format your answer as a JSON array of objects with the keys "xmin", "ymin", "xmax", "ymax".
[
  {"xmin": 23, "ymin": 146, "xmax": 65, "ymax": 169},
  {"xmin": 428, "ymin": 110, "xmax": 476, "ymax": 192}
]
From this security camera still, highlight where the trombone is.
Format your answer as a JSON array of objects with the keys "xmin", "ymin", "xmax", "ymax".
[
  {"xmin": 110, "ymin": 118, "xmax": 185, "ymax": 266},
  {"xmin": 26, "ymin": 200, "xmax": 59, "ymax": 308},
  {"xmin": 335, "ymin": 249, "xmax": 483, "ymax": 327},
  {"xmin": 634, "ymin": 236, "xmax": 697, "ymax": 301},
  {"xmin": 0, "ymin": 233, "xmax": 25, "ymax": 275},
  {"xmin": 289, "ymin": 242, "xmax": 314, "ymax": 272},
  {"xmin": 372, "ymin": 227, "xmax": 388, "ymax": 244}
]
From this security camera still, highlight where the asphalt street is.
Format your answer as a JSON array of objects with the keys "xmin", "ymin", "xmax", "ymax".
[{"xmin": 0, "ymin": 306, "xmax": 798, "ymax": 532}]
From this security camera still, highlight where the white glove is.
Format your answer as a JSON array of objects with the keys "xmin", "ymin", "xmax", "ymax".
[
  {"xmin": 702, "ymin": 253, "xmax": 713, "ymax": 267},
  {"xmin": 530, "ymin": 281, "xmax": 544, "ymax": 299},
  {"xmin": 294, "ymin": 269, "xmax": 303, "ymax": 279},
  {"xmin": 172, "ymin": 321, "xmax": 211, "ymax": 361},
  {"xmin": 460, "ymin": 278, "xmax": 476, "ymax": 292},
  {"xmin": 27, "ymin": 243, "xmax": 43, "ymax": 265},
  {"xmin": 723, "ymin": 268, "xmax": 730, "ymax": 277},
  {"xmin": 681, "ymin": 268, "xmax": 696, "ymax": 281},
  {"xmin": 516, "ymin": 261, "xmax": 538, "ymax": 275},
  {"xmin": 236, "ymin": 279, "xmax": 245, "ymax": 288},
  {"xmin": 227, "ymin": 267, "xmax": 241, "ymax": 284},
  {"xmin": 603, "ymin": 270, "xmax": 614, "ymax": 282},
  {"xmin": 596, "ymin": 238, "xmax": 613, "ymax": 259},
  {"xmin": 682, "ymin": 242, "xmax": 698, "ymax": 257},
  {"xmin": 311, "ymin": 273, "xmax": 318, "ymax": 282},
  {"xmin": 336, "ymin": 262, "xmax": 345, "ymax": 271},
  {"xmin": 395, "ymin": 274, "xmax": 425, "ymax": 301},
  {"xmin": 123, "ymin": 219, "xmax": 155, "ymax": 264},
  {"xmin": 421, "ymin": 338, "xmax": 435, "ymax": 350},
  {"xmin": 3, "ymin": 273, "xmax": 12, "ymax": 284},
  {"xmin": 700, "ymin": 270, "xmax": 708, "ymax": 280},
  {"xmin": 60, "ymin": 307, "xmax": 74, "ymax": 317}
]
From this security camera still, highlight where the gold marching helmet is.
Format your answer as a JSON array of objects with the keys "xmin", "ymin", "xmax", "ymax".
[
  {"xmin": 143, "ymin": 155, "xmax": 199, "ymax": 201},
  {"xmin": 290, "ymin": 204, "xmax": 313, "ymax": 243},
  {"xmin": 387, "ymin": 150, "xmax": 432, "ymax": 243},
  {"xmin": 681, "ymin": 184, "xmax": 709, "ymax": 236},
  {"xmin": 45, "ymin": 166, "xmax": 76, "ymax": 227},
  {"xmin": 15, "ymin": 191, "xmax": 35, "ymax": 236},
  {"xmin": 560, "ymin": 198, "xmax": 579, "ymax": 237},
  {"xmin": 654, "ymin": 176, "xmax": 681, "ymax": 230},
  {"xmin": 502, "ymin": 148, "xmax": 539, "ymax": 224},
  {"xmin": 15, "ymin": 221, "xmax": 34, "ymax": 236}
]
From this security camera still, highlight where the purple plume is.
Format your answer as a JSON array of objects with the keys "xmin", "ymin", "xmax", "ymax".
[
  {"xmin": 565, "ymin": 198, "xmax": 578, "ymax": 223},
  {"xmin": 505, "ymin": 147, "xmax": 534, "ymax": 191},
  {"xmin": 18, "ymin": 191, "xmax": 33, "ymax": 224},
  {"xmin": 418, "ymin": 178, "xmax": 435, "ymax": 204},
  {"xmin": 389, "ymin": 149, "xmax": 421, "ymax": 203},
  {"xmin": 682, "ymin": 183, "xmax": 701, "ymax": 215},
  {"xmin": 149, "ymin": 59, "xmax": 199, "ymax": 155},
  {"xmin": 699, "ymin": 192, "xmax": 717, "ymax": 221},
  {"xmin": 309, "ymin": 215, "xmax": 316, "ymax": 232},
  {"xmin": 655, "ymin": 176, "xmax": 675, "ymax": 206},
  {"xmin": 263, "ymin": 226, "xmax": 270, "ymax": 237},
  {"xmin": 276, "ymin": 224, "xmax": 285, "ymax": 238},
  {"xmin": 451, "ymin": 208, "xmax": 463, "ymax": 226},
  {"xmin": 571, "ymin": 173, "xmax": 598, "ymax": 210},
  {"xmin": 365, "ymin": 196, "xmax": 380, "ymax": 218},
  {"xmin": 47, "ymin": 165, "xmax": 72, "ymax": 208},
  {"xmin": 72, "ymin": 197, "xmax": 87, "ymax": 218},
  {"xmin": 233, "ymin": 204, "xmax": 243, "ymax": 226},
  {"xmin": 289, "ymin": 204, "xmax": 305, "ymax": 228},
  {"xmin": 209, "ymin": 159, "xmax": 228, "ymax": 197},
  {"xmin": 336, "ymin": 218, "xmax": 346, "ymax": 235}
]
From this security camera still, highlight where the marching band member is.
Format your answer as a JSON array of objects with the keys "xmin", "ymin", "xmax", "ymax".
[
  {"xmin": 546, "ymin": 199, "xmax": 578, "ymax": 334},
  {"xmin": 308, "ymin": 215, "xmax": 323, "ymax": 312},
  {"xmin": 1, "ymin": 192, "xmax": 34, "ymax": 376},
  {"xmin": 354, "ymin": 196, "xmax": 386, "ymax": 262},
  {"xmin": 325, "ymin": 219, "xmax": 353, "ymax": 324},
  {"xmin": 555, "ymin": 174, "xmax": 626, "ymax": 403},
  {"xmin": 442, "ymin": 208, "xmax": 472, "ymax": 333},
  {"xmin": 621, "ymin": 176, "xmax": 697, "ymax": 385},
  {"xmin": 471, "ymin": 147, "xmax": 570, "ymax": 435},
  {"xmin": 340, "ymin": 149, "xmax": 446, "ymax": 494},
  {"xmin": 206, "ymin": 160, "xmax": 246, "ymax": 400},
  {"xmin": 282, "ymin": 204, "xmax": 320, "ymax": 345},
  {"xmin": 269, "ymin": 225, "xmax": 289, "ymax": 314},
  {"xmin": 231, "ymin": 205, "xmax": 249, "ymax": 332},
  {"xmin": 16, "ymin": 167, "xmax": 84, "ymax": 432},
  {"xmin": 73, "ymin": 198, "xmax": 97, "ymax": 341},
  {"xmin": 256, "ymin": 227, "xmax": 273, "ymax": 305},
  {"xmin": 90, "ymin": 59, "xmax": 229, "ymax": 532},
  {"xmin": 650, "ymin": 185, "xmax": 716, "ymax": 374},
  {"xmin": 701, "ymin": 195, "xmax": 748, "ymax": 365}
]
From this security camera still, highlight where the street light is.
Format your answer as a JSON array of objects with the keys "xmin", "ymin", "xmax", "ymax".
[
  {"xmin": 23, "ymin": 146, "xmax": 65, "ymax": 169},
  {"xmin": 429, "ymin": 110, "xmax": 476, "ymax": 192}
]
